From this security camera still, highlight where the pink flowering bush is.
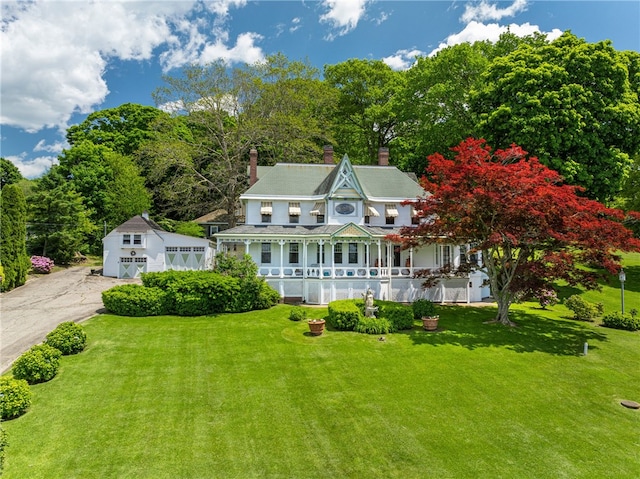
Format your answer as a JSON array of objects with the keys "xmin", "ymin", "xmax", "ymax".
[
  {"xmin": 535, "ymin": 287, "xmax": 559, "ymax": 309},
  {"xmin": 31, "ymin": 256, "xmax": 54, "ymax": 274}
]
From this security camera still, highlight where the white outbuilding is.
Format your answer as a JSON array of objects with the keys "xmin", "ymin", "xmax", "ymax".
[{"xmin": 102, "ymin": 213, "xmax": 215, "ymax": 279}]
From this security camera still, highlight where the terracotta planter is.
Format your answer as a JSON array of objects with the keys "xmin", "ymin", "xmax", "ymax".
[
  {"xmin": 421, "ymin": 316, "xmax": 439, "ymax": 331},
  {"xmin": 308, "ymin": 319, "xmax": 326, "ymax": 336}
]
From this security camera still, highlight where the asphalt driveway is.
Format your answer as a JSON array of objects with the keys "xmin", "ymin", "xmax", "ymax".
[{"xmin": 0, "ymin": 267, "xmax": 138, "ymax": 373}]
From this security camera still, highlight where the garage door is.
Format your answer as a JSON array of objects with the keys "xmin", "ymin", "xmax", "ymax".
[
  {"xmin": 165, "ymin": 246, "xmax": 206, "ymax": 271},
  {"xmin": 119, "ymin": 257, "xmax": 147, "ymax": 278}
]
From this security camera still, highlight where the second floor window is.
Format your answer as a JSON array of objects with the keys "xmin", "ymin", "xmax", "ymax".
[
  {"xmin": 289, "ymin": 202, "xmax": 300, "ymax": 223},
  {"xmin": 133, "ymin": 234, "xmax": 142, "ymax": 245},
  {"xmin": 123, "ymin": 234, "xmax": 131, "ymax": 245},
  {"xmin": 261, "ymin": 202, "xmax": 272, "ymax": 223}
]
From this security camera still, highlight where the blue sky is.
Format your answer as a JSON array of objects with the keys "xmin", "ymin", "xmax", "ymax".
[{"xmin": 1, "ymin": 0, "xmax": 639, "ymax": 178}]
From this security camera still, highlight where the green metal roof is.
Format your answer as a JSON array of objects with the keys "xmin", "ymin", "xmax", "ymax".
[{"xmin": 243, "ymin": 158, "xmax": 426, "ymax": 200}]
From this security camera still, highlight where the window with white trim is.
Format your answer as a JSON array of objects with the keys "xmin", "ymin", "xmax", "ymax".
[
  {"xmin": 261, "ymin": 243, "xmax": 271, "ymax": 263},
  {"xmin": 289, "ymin": 243, "xmax": 300, "ymax": 264}
]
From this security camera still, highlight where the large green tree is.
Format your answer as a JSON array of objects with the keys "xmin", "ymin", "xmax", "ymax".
[
  {"xmin": 27, "ymin": 173, "xmax": 95, "ymax": 264},
  {"xmin": 0, "ymin": 183, "xmax": 31, "ymax": 290},
  {"xmin": 66, "ymin": 103, "xmax": 169, "ymax": 157},
  {"xmin": 472, "ymin": 32, "xmax": 640, "ymax": 201},
  {"xmin": 324, "ymin": 59, "xmax": 405, "ymax": 164},
  {"xmin": 51, "ymin": 140, "xmax": 151, "ymax": 250},
  {"xmin": 149, "ymin": 54, "xmax": 334, "ymax": 224}
]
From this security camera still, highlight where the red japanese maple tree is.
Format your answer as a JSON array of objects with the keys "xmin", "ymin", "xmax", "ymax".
[{"xmin": 393, "ymin": 138, "xmax": 640, "ymax": 326}]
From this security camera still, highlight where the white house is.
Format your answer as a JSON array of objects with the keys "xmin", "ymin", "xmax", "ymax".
[
  {"xmin": 214, "ymin": 147, "xmax": 490, "ymax": 304},
  {"xmin": 103, "ymin": 213, "xmax": 215, "ymax": 279}
]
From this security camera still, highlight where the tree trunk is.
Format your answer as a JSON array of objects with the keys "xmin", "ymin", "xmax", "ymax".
[{"xmin": 494, "ymin": 293, "xmax": 516, "ymax": 326}]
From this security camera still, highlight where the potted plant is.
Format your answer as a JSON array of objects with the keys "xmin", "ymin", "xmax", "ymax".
[
  {"xmin": 412, "ymin": 299, "xmax": 439, "ymax": 331},
  {"xmin": 307, "ymin": 318, "xmax": 326, "ymax": 336}
]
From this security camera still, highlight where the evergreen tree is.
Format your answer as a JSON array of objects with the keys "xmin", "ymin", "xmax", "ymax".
[{"xmin": 0, "ymin": 184, "xmax": 30, "ymax": 290}]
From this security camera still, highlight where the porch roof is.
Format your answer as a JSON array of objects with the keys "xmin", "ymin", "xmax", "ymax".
[{"xmin": 215, "ymin": 223, "xmax": 403, "ymax": 240}]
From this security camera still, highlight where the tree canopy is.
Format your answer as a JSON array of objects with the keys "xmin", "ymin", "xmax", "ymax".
[
  {"xmin": 393, "ymin": 138, "xmax": 640, "ymax": 325},
  {"xmin": 472, "ymin": 32, "xmax": 640, "ymax": 202}
]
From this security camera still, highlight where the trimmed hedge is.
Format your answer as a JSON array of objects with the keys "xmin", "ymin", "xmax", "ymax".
[
  {"xmin": 355, "ymin": 316, "xmax": 391, "ymax": 335},
  {"xmin": 327, "ymin": 299, "xmax": 363, "ymax": 331},
  {"xmin": 45, "ymin": 321, "xmax": 87, "ymax": 355},
  {"xmin": 0, "ymin": 376, "xmax": 32, "ymax": 420},
  {"xmin": 103, "ymin": 270, "xmax": 280, "ymax": 317},
  {"xmin": 102, "ymin": 284, "xmax": 168, "ymax": 317},
  {"xmin": 12, "ymin": 344, "xmax": 62, "ymax": 384},
  {"xmin": 377, "ymin": 301, "xmax": 414, "ymax": 332},
  {"xmin": 601, "ymin": 312, "xmax": 640, "ymax": 331}
]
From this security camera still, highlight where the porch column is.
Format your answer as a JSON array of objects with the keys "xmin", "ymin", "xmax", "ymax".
[
  {"xmin": 302, "ymin": 239, "xmax": 308, "ymax": 278},
  {"xmin": 244, "ymin": 239, "xmax": 250, "ymax": 254},
  {"xmin": 331, "ymin": 241, "xmax": 335, "ymax": 278},
  {"xmin": 318, "ymin": 240, "xmax": 324, "ymax": 278},
  {"xmin": 365, "ymin": 242, "xmax": 370, "ymax": 276},
  {"xmin": 279, "ymin": 240, "xmax": 285, "ymax": 278}
]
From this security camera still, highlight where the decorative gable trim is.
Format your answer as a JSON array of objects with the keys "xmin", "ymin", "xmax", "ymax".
[
  {"xmin": 332, "ymin": 222, "xmax": 372, "ymax": 239},
  {"xmin": 328, "ymin": 155, "xmax": 364, "ymax": 199}
]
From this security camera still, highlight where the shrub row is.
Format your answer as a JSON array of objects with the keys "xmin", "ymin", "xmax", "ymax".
[
  {"xmin": 1, "ymin": 322, "xmax": 88, "ymax": 421},
  {"xmin": 102, "ymin": 270, "xmax": 280, "ymax": 317},
  {"xmin": 45, "ymin": 321, "xmax": 87, "ymax": 355},
  {"xmin": 327, "ymin": 299, "xmax": 416, "ymax": 334},
  {"xmin": 12, "ymin": 344, "xmax": 62, "ymax": 384},
  {"xmin": 0, "ymin": 377, "xmax": 32, "ymax": 420}
]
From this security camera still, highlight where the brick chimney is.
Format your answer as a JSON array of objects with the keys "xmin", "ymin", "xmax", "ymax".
[
  {"xmin": 378, "ymin": 147, "xmax": 389, "ymax": 166},
  {"xmin": 323, "ymin": 145, "xmax": 334, "ymax": 164},
  {"xmin": 249, "ymin": 148, "xmax": 258, "ymax": 186}
]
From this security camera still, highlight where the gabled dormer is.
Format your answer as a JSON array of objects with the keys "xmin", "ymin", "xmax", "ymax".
[{"xmin": 327, "ymin": 155, "xmax": 365, "ymax": 200}]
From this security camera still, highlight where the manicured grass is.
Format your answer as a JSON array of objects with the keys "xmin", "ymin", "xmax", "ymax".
[{"xmin": 3, "ymin": 254, "xmax": 639, "ymax": 478}]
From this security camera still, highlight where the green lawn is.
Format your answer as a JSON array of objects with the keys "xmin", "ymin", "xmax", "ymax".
[{"xmin": 3, "ymin": 254, "xmax": 639, "ymax": 478}]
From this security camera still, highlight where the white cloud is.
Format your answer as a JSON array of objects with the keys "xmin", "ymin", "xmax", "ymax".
[
  {"xmin": 6, "ymin": 153, "xmax": 58, "ymax": 179},
  {"xmin": 382, "ymin": 48, "xmax": 425, "ymax": 71},
  {"xmin": 320, "ymin": 0, "xmax": 369, "ymax": 39},
  {"xmin": 429, "ymin": 21, "xmax": 563, "ymax": 56},
  {"xmin": 34, "ymin": 139, "xmax": 66, "ymax": 155},
  {"xmin": 461, "ymin": 0, "xmax": 528, "ymax": 23},
  {"xmin": 0, "ymin": 0, "xmax": 263, "ymax": 134}
]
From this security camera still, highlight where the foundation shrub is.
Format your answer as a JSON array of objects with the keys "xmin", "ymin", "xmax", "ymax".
[
  {"xmin": 101, "ymin": 284, "xmax": 168, "ymax": 316},
  {"xmin": 45, "ymin": 322, "xmax": 87, "ymax": 355},
  {"xmin": 0, "ymin": 377, "xmax": 32, "ymax": 420},
  {"xmin": 355, "ymin": 316, "xmax": 391, "ymax": 335},
  {"xmin": 12, "ymin": 344, "xmax": 62, "ymax": 384},
  {"xmin": 254, "ymin": 281, "xmax": 281, "ymax": 310},
  {"xmin": 327, "ymin": 299, "xmax": 362, "ymax": 331}
]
